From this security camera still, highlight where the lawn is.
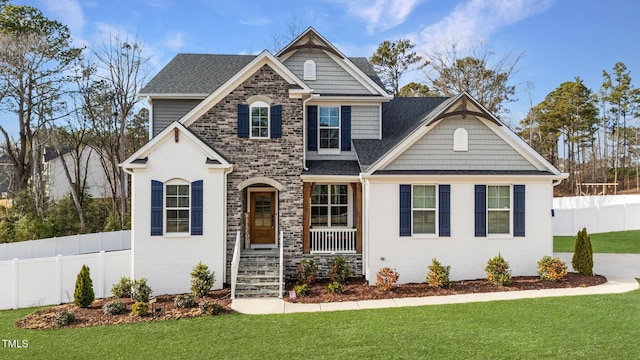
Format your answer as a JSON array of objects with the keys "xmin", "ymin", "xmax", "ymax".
[
  {"xmin": 2, "ymin": 285, "xmax": 640, "ymax": 359},
  {"xmin": 554, "ymin": 230, "xmax": 640, "ymax": 253}
]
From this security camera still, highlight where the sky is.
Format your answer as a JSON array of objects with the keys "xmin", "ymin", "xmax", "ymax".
[{"xmin": 7, "ymin": 0, "xmax": 640, "ymax": 130}]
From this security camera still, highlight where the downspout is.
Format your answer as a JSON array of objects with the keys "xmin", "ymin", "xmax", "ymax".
[
  {"xmin": 360, "ymin": 176, "xmax": 370, "ymax": 282},
  {"xmin": 121, "ymin": 166, "xmax": 135, "ymax": 280}
]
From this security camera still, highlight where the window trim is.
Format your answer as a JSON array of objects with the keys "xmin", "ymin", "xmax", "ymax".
[
  {"xmin": 411, "ymin": 184, "xmax": 438, "ymax": 236},
  {"xmin": 310, "ymin": 183, "xmax": 352, "ymax": 228},
  {"xmin": 164, "ymin": 180, "xmax": 190, "ymax": 235},
  {"xmin": 486, "ymin": 185, "xmax": 512, "ymax": 236},
  {"xmin": 317, "ymin": 105, "xmax": 341, "ymax": 155},
  {"xmin": 249, "ymin": 101, "xmax": 270, "ymax": 139}
]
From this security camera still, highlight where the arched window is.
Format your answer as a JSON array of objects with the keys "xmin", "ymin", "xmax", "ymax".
[
  {"xmin": 303, "ymin": 59, "xmax": 316, "ymax": 80},
  {"xmin": 250, "ymin": 101, "xmax": 270, "ymax": 138},
  {"xmin": 453, "ymin": 128, "xmax": 468, "ymax": 151}
]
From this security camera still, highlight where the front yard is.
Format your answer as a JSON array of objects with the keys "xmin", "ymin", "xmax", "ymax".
[{"xmin": 554, "ymin": 230, "xmax": 640, "ymax": 253}]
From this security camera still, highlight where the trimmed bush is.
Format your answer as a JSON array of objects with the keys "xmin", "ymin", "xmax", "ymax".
[
  {"xmin": 328, "ymin": 256, "xmax": 350, "ymax": 284},
  {"xmin": 131, "ymin": 301, "xmax": 149, "ymax": 316},
  {"xmin": 426, "ymin": 258, "xmax": 451, "ymax": 289},
  {"xmin": 74, "ymin": 264, "xmax": 95, "ymax": 308},
  {"xmin": 103, "ymin": 299, "xmax": 127, "ymax": 315},
  {"xmin": 485, "ymin": 253, "xmax": 512, "ymax": 286},
  {"xmin": 191, "ymin": 262, "xmax": 215, "ymax": 297},
  {"xmin": 294, "ymin": 284, "xmax": 310, "ymax": 297},
  {"xmin": 296, "ymin": 259, "xmax": 318, "ymax": 284},
  {"xmin": 572, "ymin": 227, "xmax": 594, "ymax": 276},
  {"xmin": 54, "ymin": 311, "xmax": 76, "ymax": 327},
  {"xmin": 327, "ymin": 281, "xmax": 344, "ymax": 294},
  {"xmin": 375, "ymin": 267, "xmax": 400, "ymax": 292},
  {"xmin": 537, "ymin": 256, "xmax": 568, "ymax": 281},
  {"xmin": 199, "ymin": 300, "xmax": 224, "ymax": 315},
  {"xmin": 111, "ymin": 277, "xmax": 133, "ymax": 298},
  {"xmin": 132, "ymin": 278, "xmax": 152, "ymax": 303},
  {"xmin": 174, "ymin": 294, "xmax": 197, "ymax": 309}
]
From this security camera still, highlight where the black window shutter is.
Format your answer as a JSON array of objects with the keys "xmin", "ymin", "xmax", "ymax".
[
  {"xmin": 237, "ymin": 104, "xmax": 249, "ymax": 138},
  {"xmin": 513, "ymin": 184, "xmax": 525, "ymax": 237},
  {"xmin": 341, "ymin": 106, "xmax": 351, "ymax": 151},
  {"xmin": 191, "ymin": 180, "xmax": 203, "ymax": 235},
  {"xmin": 307, "ymin": 105, "xmax": 317, "ymax": 151},
  {"xmin": 439, "ymin": 184, "xmax": 451, "ymax": 237},
  {"xmin": 270, "ymin": 105, "xmax": 282, "ymax": 138},
  {"xmin": 151, "ymin": 180, "xmax": 163, "ymax": 236},
  {"xmin": 474, "ymin": 185, "xmax": 486, "ymax": 237},
  {"xmin": 399, "ymin": 184, "xmax": 411, "ymax": 236}
]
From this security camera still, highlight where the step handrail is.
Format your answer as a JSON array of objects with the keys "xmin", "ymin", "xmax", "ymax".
[
  {"xmin": 230, "ymin": 231, "xmax": 241, "ymax": 300},
  {"xmin": 278, "ymin": 230, "xmax": 284, "ymax": 299}
]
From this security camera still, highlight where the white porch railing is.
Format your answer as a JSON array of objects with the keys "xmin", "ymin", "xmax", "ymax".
[
  {"xmin": 230, "ymin": 231, "xmax": 241, "ymax": 300},
  {"xmin": 310, "ymin": 228, "xmax": 357, "ymax": 254},
  {"xmin": 278, "ymin": 231, "xmax": 284, "ymax": 299}
]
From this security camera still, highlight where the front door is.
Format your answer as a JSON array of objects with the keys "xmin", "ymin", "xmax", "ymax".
[{"xmin": 249, "ymin": 191, "xmax": 276, "ymax": 246}]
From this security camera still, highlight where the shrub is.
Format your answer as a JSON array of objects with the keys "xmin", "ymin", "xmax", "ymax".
[
  {"xmin": 199, "ymin": 300, "xmax": 224, "ymax": 315},
  {"xmin": 132, "ymin": 278, "xmax": 152, "ymax": 303},
  {"xmin": 485, "ymin": 253, "xmax": 512, "ymax": 286},
  {"xmin": 54, "ymin": 311, "xmax": 76, "ymax": 327},
  {"xmin": 102, "ymin": 299, "xmax": 127, "ymax": 315},
  {"xmin": 111, "ymin": 277, "xmax": 133, "ymax": 298},
  {"xmin": 327, "ymin": 281, "xmax": 344, "ymax": 294},
  {"xmin": 375, "ymin": 267, "xmax": 400, "ymax": 292},
  {"xmin": 328, "ymin": 256, "xmax": 350, "ymax": 284},
  {"xmin": 174, "ymin": 294, "xmax": 197, "ymax": 309},
  {"xmin": 294, "ymin": 284, "xmax": 310, "ymax": 297},
  {"xmin": 74, "ymin": 264, "xmax": 95, "ymax": 308},
  {"xmin": 572, "ymin": 227, "xmax": 594, "ymax": 276},
  {"xmin": 537, "ymin": 256, "xmax": 568, "ymax": 281},
  {"xmin": 426, "ymin": 258, "xmax": 451, "ymax": 289},
  {"xmin": 131, "ymin": 301, "xmax": 149, "ymax": 316},
  {"xmin": 296, "ymin": 259, "xmax": 318, "ymax": 284},
  {"xmin": 191, "ymin": 262, "xmax": 215, "ymax": 297}
]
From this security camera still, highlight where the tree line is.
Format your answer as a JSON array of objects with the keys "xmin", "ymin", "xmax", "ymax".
[{"xmin": 0, "ymin": 1, "xmax": 149, "ymax": 241}]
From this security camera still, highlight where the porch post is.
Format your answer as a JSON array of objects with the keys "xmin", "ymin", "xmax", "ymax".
[
  {"xmin": 354, "ymin": 182, "xmax": 363, "ymax": 254},
  {"xmin": 302, "ymin": 182, "xmax": 312, "ymax": 254}
]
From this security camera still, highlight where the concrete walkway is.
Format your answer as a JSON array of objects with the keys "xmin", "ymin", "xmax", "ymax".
[{"xmin": 232, "ymin": 253, "xmax": 640, "ymax": 315}]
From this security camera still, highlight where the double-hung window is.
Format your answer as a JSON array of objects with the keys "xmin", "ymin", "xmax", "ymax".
[
  {"xmin": 487, "ymin": 185, "xmax": 510, "ymax": 234},
  {"xmin": 250, "ymin": 101, "xmax": 269, "ymax": 138},
  {"xmin": 318, "ymin": 106, "xmax": 340, "ymax": 152},
  {"xmin": 166, "ymin": 183, "xmax": 190, "ymax": 233},
  {"xmin": 412, "ymin": 185, "xmax": 436, "ymax": 234},
  {"xmin": 311, "ymin": 184, "xmax": 348, "ymax": 227}
]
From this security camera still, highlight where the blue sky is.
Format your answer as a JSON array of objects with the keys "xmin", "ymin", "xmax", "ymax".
[{"xmin": 10, "ymin": 0, "xmax": 640, "ymax": 128}]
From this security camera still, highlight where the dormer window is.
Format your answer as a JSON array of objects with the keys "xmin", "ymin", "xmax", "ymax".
[
  {"xmin": 303, "ymin": 60, "xmax": 316, "ymax": 80},
  {"xmin": 453, "ymin": 128, "xmax": 468, "ymax": 151},
  {"xmin": 250, "ymin": 101, "xmax": 270, "ymax": 138}
]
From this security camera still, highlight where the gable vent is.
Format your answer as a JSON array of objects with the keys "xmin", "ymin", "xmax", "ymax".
[
  {"xmin": 303, "ymin": 59, "xmax": 316, "ymax": 80},
  {"xmin": 453, "ymin": 128, "xmax": 468, "ymax": 151}
]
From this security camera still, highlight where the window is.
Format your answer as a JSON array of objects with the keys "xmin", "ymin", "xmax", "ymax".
[
  {"xmin": 166, "ymin": 183, "xmax": 190, "ymax": 233},
  {"xmin": 412, "ymin": 185, "xmax": 436, "ymax": 234},
  {"xmin": 250, "ymin": 101, "xmax": 269, "ymax": 138},
  {"xmin": 311, "ymin": 184, "xmax": 348, "ymax": 227},
  {"xmin": 487, "ymin": 185, "xmax": 510, "ymax": 234},
  {"xmin": 318, "ymin": 106, "xmax": 340, "ymax": 152}
]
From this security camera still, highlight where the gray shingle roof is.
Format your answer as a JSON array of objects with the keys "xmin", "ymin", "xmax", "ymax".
[
  {"xmin": 353, "ymin": 97, "xmax": 450, "ymax": 168},
  {"xmin": 349, "ymin": 57, "xmax": 385, "ymax": 89},
  {"xmin": 140, "ymin": 54, "xmax": 256, "ymax": 95},
  {"xmin": 303, "ymin": 160, "xmax": 361, "ymax": 176}
]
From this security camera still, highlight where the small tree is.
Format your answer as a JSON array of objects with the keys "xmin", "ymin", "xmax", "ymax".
[
  {"xmin": 74, "ymin": 264, "xmax": 95, "ymax": 308},
  {"xmin": 191, "ymin": 261, "xmax": 215, "ymax": 297},
  {"xmin": 572, "ymin": 228, "xmax": 594, "ymax": 276}
]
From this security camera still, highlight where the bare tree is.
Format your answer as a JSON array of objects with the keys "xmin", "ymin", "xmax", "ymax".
[{"xmin": 270, "ymin": 13, "xmax": 306, "ymax": 52}]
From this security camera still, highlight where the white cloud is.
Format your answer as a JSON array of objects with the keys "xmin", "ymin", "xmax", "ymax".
[
  {"xmin": 163, "ymin": 31, "xmax": 186, "ymax": 52},
  {"xmin": 239, "ymin": 17, "xmax": 271, "ymax": 26},
  {"xmin": 334, "ymin": 0, "xmax": 422, "ymax": 33},
  {"xmin": 40, "ymin": 0, "xmax": 86, "ymax": 40},
  {"xmin": 415, "ymin": 0, "xmax": 552, "ymax": 54}
]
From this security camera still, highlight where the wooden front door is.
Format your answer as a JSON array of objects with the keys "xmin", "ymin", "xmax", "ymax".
[{"xmin": 249, "ymin": 191, "xmax": 276, "ymax": 245}]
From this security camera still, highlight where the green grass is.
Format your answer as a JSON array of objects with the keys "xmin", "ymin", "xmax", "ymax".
[
  {"xmin": 554, "ymin": 230, "xmax": 640, "ymax": 253},
  {"xmin": 3, "ymin": 285, "xmax": 640, "ymax": 359}
]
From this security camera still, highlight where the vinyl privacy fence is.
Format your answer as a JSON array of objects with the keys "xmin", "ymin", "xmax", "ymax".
[{"xmin": 552, "ymin": 195, "xmax": 640, "ymax": 236}]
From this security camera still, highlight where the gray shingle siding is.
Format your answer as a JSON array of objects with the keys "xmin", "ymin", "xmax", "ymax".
[
  {"xmin": 352, "ymin": 105, "xmax": 380, "ymax": 139},
  {"xmin": 152, "ymin": 99, "xmax": 202, "ymax": 136}
]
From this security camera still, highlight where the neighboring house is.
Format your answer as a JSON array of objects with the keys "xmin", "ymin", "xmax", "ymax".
[
  {"xmin": 122, "ymin": 27, "xmax": 567, "ymax": 296},
  {"xmin": 44, "ymin": 146, "xmax": 113, "ymax": 201}
]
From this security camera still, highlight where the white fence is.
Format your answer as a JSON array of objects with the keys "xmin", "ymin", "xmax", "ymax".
[
  {"xmin": 553, "ymin": 195, "xmax": 640, "ymax": 236},
  {"xmin": 0, "ymin": 250, "xmax": 131, "ymax": 310},
  {"xmin": 0, "ymin": 230, "xmax": 131, "ymax": 261}
]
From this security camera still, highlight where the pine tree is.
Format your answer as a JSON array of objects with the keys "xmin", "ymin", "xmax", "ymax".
[
  {"xmin": 74, "ymin": 264, "xmax": 95, "ymax": 308},
  {"xmin": 571, "ymin": 228, "xmax": 594, "ymax": 276}
]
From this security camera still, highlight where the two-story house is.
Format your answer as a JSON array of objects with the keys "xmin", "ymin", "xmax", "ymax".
[{"xmin": 122, "ymin": 27, "xmax": 567, "ymax": 297}]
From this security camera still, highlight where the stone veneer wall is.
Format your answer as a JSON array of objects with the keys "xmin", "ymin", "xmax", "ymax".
[{"xmin": 189, "ymin": 64, "xmax": 305, "ymax": 282}]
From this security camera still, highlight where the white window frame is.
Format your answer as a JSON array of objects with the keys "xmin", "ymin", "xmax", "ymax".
[
  {"xmin": 318, "ymin": 105, "xmax": 341, "ymax": 155},
  {"xmin": 303, "ymin": 59, "xmax": 316, "ymax": 80},
  {"xmin": 165, "ymin": 180, "xmax": 190, "ymax": 234},
  {"xmin": 250, "ymin": 101, "xmax": 270, "ymax": 139},
  {"xmin": 411, "ymin": 184, "xmax": 438, "ymax": 236},
  {"xmin": 487, "ymin": 185, "xmax": 511, "ymax": 236},
  {"xmin": 310, "ymin": 183, "xmax": 351, "ymax": 228}
]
